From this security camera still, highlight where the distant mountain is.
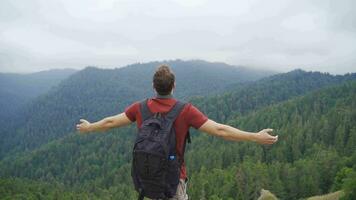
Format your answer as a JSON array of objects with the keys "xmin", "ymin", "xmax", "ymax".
[
  {"xmin": 0, "ymin": 68, "xmax": 77, "ymax": 126},
  {"xmin": 0, "ymin": 60, "xmax": 274, "ymax": 158}
]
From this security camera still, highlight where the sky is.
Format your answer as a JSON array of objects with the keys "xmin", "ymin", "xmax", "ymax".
[{"xmin": 0, "ymin": 0, "xmax": 355, "ymax": 74}]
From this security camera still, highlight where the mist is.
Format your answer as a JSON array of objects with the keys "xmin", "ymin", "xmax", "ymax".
[{"xmin": 1, "ymin": 0, "xmax": 355, "ymax": 74}]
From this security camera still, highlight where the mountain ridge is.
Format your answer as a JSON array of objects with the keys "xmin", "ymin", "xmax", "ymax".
[{"xmin": 0, "ymin": 60, "xmax": 275, "ymax": 158}]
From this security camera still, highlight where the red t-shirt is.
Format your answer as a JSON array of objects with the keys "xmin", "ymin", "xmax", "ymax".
[{"xmin": 124, "ymin": 97, "xmax": 208, "ymax": 179}]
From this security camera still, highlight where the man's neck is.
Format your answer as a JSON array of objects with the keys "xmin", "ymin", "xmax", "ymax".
[{"xmin": 156, "ymin": 93, "xmax": 173, "ymax": 99}]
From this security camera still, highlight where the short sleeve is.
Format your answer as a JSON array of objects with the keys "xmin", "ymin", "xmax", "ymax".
[
  {"xmin": 185, "ymin": 103, "xmax": 208, "ymax": 129},
  {"xmin": 124, "ymin": 102, "xmax": 140, "ymax": 122}
]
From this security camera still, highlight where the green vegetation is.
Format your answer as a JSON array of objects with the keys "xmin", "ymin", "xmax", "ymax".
[
  {"xmin": 0, "ymin": 64, "xmax": 355, "ymax": 199},
  {"xmin": 0, "ymin": 177, "xmax": 125, "ymax": 200},
  {"xmin": 340, "ymin": 170, "xmax": 356, "ymax": 200}
]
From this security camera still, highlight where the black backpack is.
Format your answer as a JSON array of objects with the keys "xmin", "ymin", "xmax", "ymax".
[{"xmin": 131, "ymin": 99, "xmax": 188, "ymax": 200}]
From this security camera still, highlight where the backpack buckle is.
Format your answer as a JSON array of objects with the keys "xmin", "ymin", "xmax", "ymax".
[{"xmin": 154, "ymin": 112, "xmax": 162, "ymax": 118}]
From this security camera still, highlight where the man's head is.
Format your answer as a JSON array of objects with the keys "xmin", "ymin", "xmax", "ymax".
[{"xmin": 153, "ymin": 64, "xmax": 175, "ymax": 95}]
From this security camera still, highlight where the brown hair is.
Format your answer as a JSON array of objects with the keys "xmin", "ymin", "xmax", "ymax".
[{"xmin": 153, "ymin": 65, "xmax": 175, "ymax": 95}]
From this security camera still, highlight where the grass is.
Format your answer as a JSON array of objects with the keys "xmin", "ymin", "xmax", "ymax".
[
  {"xmin": 257, "ymin": 189, "xmax": 344, "ymax": 200},
  {"xmin": 258, "ymin": 189, "xmax": 278, "ymax": 200},
  {"xmin": 306, "ymin": 190, "xmax": 344, "ymax": 200}
]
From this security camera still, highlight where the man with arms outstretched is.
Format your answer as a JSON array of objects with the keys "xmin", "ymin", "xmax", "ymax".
[{"xmin": 76, "ymin": 65, "xmax": 278, "ymax": 200}]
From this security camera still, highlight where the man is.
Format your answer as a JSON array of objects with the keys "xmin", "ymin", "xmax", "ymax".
[{"xmin": 76, "ymin": 65, "xmax": 278, "ymax": 200}]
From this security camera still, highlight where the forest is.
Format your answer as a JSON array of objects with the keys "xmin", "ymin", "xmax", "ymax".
[{"xmin": 0, "ymin": 60, "xmax": 355, "ymax": 199}]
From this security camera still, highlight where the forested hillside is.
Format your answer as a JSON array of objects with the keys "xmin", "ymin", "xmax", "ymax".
[
  {"xmin": 0, "ymin": 60, "xmax": 273, "ymax": 159},
  {"xmin": 0, "ymin": 69, "xmax": 76, "ymax": 127},
  {"xmin": 191, "ymin": 69, "xmax": 356, "ymax": 122},
  {"xmin": 186, "ymin": 81, "xmax": 356, "ymax": 199},
  {"xmin": 0, "ymin": 66, "xmax": 355, "ymax": 199}
]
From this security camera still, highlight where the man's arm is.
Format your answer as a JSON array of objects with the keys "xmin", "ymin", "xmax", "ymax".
[
  {"xmin": 198, "ymin": 119, "xmax": 278, "ymax": 144},
  {"xmin": 76, "ymin": 113, "xmax": 132, "ymax": 133}
]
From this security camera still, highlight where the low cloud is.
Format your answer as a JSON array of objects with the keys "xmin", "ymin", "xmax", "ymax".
[{"xmin": 0, "ymin": 0, "xmax": 355, "ymax": 74}]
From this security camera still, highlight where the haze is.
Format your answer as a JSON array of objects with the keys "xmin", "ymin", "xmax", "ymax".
[{"xmin": 0, "ymin": 0, "xmax": 355, "ymax": 74}]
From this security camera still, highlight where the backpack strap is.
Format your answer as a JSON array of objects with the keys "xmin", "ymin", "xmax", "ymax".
[
  {"xmin": 181, "ymin": 130, "xmax": 191, "ymax": 161},
  {"xmin": 165, "ymin": 101, "xmax": 186, "ymax": 122},
  {"xmin": 138, "ymin": 191, "xmax": 144, "ymax": 200},
  {"xmin": 186, "ymin": 131, "xmax": 191, "ymax": 144},
  {"xmin": 165, "ymin": 101, "xmax": 188, "ymax": 167},
  {"xmin": 139, "ymin": 98, "xmax": 152, "ymax": 121}
]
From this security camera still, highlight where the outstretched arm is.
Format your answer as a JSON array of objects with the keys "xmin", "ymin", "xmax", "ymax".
[
  {"xmin": 76, "ymin": 113, "xmax": 132, "ymax": 133},
  {"xmin": 198, "ymin": 119, "xmax": 278, "ymax": 144}
]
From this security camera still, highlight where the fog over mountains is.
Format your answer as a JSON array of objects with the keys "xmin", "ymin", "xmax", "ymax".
[{"xmin": 0, "ymin": 68, "xmax": 77, "ymax": 126}]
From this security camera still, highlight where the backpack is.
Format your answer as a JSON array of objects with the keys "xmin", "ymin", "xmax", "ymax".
[{"xmin": 131, "ymin": 99, "xmax": 188, "ymax": 200}]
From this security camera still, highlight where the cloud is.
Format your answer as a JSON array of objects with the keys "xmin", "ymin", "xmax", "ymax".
[{"xmin": 0, "ymin": 0, "xmax": 355, "ymax": 74}]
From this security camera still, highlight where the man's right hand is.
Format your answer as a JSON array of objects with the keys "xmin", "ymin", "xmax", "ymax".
[
  {"xmin": 76, "ymin": 119, "xmax": 92, "ymax": 133},
  {"xmin": 75, "ymin": 113, "xmax": 132, "ymax": 134},
  {"xmin": 254, "ymin": 129, "xmax": 278, "ymax": 144}
]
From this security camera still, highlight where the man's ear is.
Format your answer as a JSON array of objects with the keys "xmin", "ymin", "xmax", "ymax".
[
  {"xmin": 152, "ymin": 83, "xmax": 157, "ymax": 94},
  {"xmin": 171, "ymin": 82, "xmax": 176, "ymax": 94}
]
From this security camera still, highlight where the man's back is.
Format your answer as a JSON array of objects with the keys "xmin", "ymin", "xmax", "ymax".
[{"xmin": 124, "ymin": 95, "xmax": 208, "ymax": 179}]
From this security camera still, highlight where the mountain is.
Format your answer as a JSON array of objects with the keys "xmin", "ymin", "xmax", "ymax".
[
  {"xmin": 191, "ymin": 69, "xmax": 356, "ymax": 122},
  {"xmin": 1, "ymin": 68, "xmax": 355, "ymax": 199},
  {"xmin": 0, "ymin": 68, "xmax": 77, "ymax": 127},
  {"xmin": 0, "ymin": 60, "xmax": 274, "ymax": 158}
]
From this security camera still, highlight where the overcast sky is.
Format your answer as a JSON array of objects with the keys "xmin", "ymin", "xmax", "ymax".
[{"xmin": 0, "ymin": 0, "xmax": 355, "ymax": 74}]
